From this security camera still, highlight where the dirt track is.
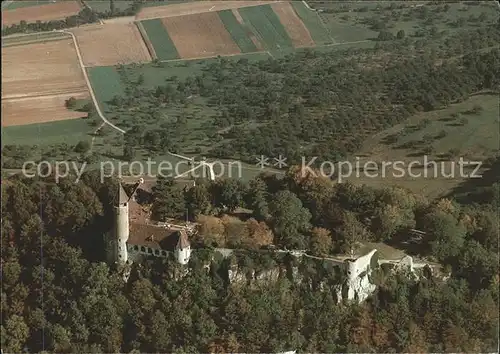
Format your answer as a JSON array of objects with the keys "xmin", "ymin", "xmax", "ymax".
[
  {"xmin": 71, "ymin": 23, "xmax": 152, "ymax": 67},
  {"xmin": 1, "ymin": 92, "xmax": 89, "ymax": 127},
  {"xmin": 271, "ymin": 2, "xmax": 315, "ymax": 48},
  {"xmin": 2, "ymin": 1, "xmax": 81, "ymax": 26},
  {"xmin": 162, "ymin": 12, "xmax": 240, "ymax": 59},
  {"xmin": 136, "ymin": 0, "xmax": 280, "ymax": 20}
]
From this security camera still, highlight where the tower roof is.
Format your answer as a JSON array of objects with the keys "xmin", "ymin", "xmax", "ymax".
[
  {"xmin": 118, "ymin": 183, "xmax": 129, "ymax": 204},
  {"xmin": 176, "ymin": 230, "xmax": 190, "ymax": 249}
]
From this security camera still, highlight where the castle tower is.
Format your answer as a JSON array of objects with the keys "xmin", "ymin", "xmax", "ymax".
[
  {"xmin": 175, "ymin": 230, "xmax": 191, "ymax": 265},
  {"xmin": 114, "ymin": 183, "xmax": 130, "ymax": 266}
]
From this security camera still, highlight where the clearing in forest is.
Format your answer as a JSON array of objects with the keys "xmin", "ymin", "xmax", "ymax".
[
  {"xmin": 271, "ymin": 2, "xmax": 314, "ymax": 48},
  {"xmin": 136, "ymin": 0, "xmax": 278, "ymax": 20},
  {"xmin": 218, "ymin": 9, "xmax": 259, "ymax": 53},
  {"xmin": 140, "ymin": 18, "xmax": 179, "ymax": 61},
  {"xmin": 1, "ymin": 38, "xmax": 88, "ymax": 126},
  {"xmin": 238, "ymin": 5, "xmax": 294, "ymax": 51},
  {"xmin": 2, "ymin": 1, "xmax": 81, "ymax": 26},
  {"xmin": 162, "ymin": 12, "xmax": 241, "ymax": 60},
  {"xmin": 71, "ymin": 23, "xmax": 152, "ymax": 67}
]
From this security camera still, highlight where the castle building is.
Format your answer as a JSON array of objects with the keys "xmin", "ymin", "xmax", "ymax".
[{"xmin": 107, "ymin": 182, "xmax": 192, "ymax": 270}]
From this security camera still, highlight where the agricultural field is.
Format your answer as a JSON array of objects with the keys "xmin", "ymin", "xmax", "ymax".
[
  {"xmin": 84, "ymin": 0, "xmax": 135, "ymax": 12},
  {"xmin": 291, "ymin": 1, "xmax": 332, "ymax": 45},
  {"xmin": 238, "ymin": 5, "xmax": 293, "ymax": 51},
  {"xmin": 71, "ymin": 23, "xmax": 152, "ymax": 67},
  {"xmin": 1, "ymin": 37, "xmax": 89, "ymax": 126},
  {"xmin": 140, "ymin": 19, "xmax": 179, "ymax": 61},
  {"xmin": 135, "ymin": 0, "xmax": 277, "ymax": 20},
  {"xmin": 1, "ymin": 117, "xmax": 93, "ymax": 147},
  {"xmin": 161, "ymin": 12, "xmax": 241, "ymax": 59},
  {"xmin": 138, "ymin": 2, "xmax": 333, "ymax": 61},
  {"xmin": 1, "ymin": 92, "xmax": 89, "ymax": 127},
  {"xmin": 2, "ymin": 31, "xmax": 70, "ymax": 47},
  {"xmin": 2, "ymin": 38, "xmax": 86, "ymax": 98},
  {"xmin": 352, "ymin": 93, "xmax": 499, "ymax": 198},
  {"xmin": 218, "ymin": 9, "xmax": 259, "ymax": 53},
  {"xmin": 271, "ymin": 2, "xmax": 314, "ymax": 48},
  {"xmin": 1, "ymin": 0, "xmax": 81, "ymax": 26}
]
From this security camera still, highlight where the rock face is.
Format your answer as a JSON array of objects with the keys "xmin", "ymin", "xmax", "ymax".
[{"xmin": 224, "ymin": 249, "xmax": 426, "ymax": 304}]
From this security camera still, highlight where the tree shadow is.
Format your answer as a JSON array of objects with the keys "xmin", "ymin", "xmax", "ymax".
[{"xmin": 447, "ymin": 155, "xmax": 500, "ymax": 204}]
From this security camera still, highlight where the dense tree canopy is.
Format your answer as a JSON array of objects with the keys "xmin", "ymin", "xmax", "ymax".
[{"xmin": 1, "ymin": 170, "xmax": 498, "ymax": 352}]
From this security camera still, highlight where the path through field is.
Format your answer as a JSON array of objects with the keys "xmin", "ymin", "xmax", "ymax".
[{"xmin": 59, "ymin": 30, "xmax": 126, "ymax": 134}]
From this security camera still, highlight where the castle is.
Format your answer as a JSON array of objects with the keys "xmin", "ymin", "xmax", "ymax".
[
  {"xmin": 105, "ymin": 180, "xmax": 439, "ymax": 302},
  {"xmin": 106, "ymin": 181, "xmax": 192, "ymax": 272}
]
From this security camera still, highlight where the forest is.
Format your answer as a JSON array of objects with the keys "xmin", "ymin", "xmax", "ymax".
[{"xmin": 1, "ymin": 162, "xmax": 498, "ymax": 352}]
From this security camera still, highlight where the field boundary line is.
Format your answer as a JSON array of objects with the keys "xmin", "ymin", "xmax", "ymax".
[
  {"xmin": 301, "ymin": 0, "xmax": 313, "ymax": 11},
  {"xmin": 59, "ymin": 29, "xmax": 126, "ymax": 134},
  {"xmin": 2, "ymin": 90, "xmax": 89, "ymax": 102},
  {"xmin": 296, "ymin": 0, "xmax": 335, "ymax": 45},
  {"xmin": 157, "ymin": 50, "xmax": 272, "ymax": 63},
  {"xmin": 134, "ymin": 1, "xmax": 283, "ymax": 22},
  {"xmin": 135, "ymin": 21, "xmax": 157, "ymax": 60}
]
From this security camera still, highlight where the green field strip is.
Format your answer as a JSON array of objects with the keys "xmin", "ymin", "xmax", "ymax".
[
  {"xmin": 291, "ymin": 1, "xmax": 333, "ymax": 45},
  {"xmin": 1, "ymin": 118, "xmax": 93, "ymax": 147},
  {"xmin": 4, "ymin": 0, "xmax": 52, "ymax": 10},
  {"xmin": 238, "ymin": 5, "xmax": 294, "ymax": 51},
  {"xmin": 87, "ymin": 66, "xmax": 125, "ymax": 112},
  {"xmin": 2, "ymin": 32, "xmax": 71, "ymax": 47},
  {"xmin": 140, "ymin": 18, "xmax": 179, "ymax": 61},
  {"xmin": 218, "ymin": 9, "xmax": 258, "ymax": 53}
]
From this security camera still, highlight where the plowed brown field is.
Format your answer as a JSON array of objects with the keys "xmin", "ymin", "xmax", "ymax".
[
  {"xmin": 2, "ymin": 1, "xmax": 81, "ymax": 26},
  {"xmin": 162, "ymin": 12, "xmax": 240, "ymax": 59},
  {"xmin": 1, "ymin": 92, "xmax": 89, "ymax": 127},
  {"xmin": 136, "ymin": 0, "xmax": 279, "ymax": 20},
  {"xmin": 71, "ymin": 23, "xmax": 152, "ymax": 67},
  {"xmin": 271, "ymin": 2, "xmax": 314, "ymax": 48}
]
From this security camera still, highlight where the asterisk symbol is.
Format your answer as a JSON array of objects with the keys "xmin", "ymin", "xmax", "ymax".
[
  {"xmin": 255, "ymin": 155, "xmax": 270, "ymax": 169},
  {"xmin": 273, "ymin": 155, "xmax": 287, "ymax": 168}
]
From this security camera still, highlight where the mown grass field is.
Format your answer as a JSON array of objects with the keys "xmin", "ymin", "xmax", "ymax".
[
  {"xmin": 87, "ymin": 66, "xmax": 125, "ymax": 112},
  {"xmin": 218, "ymin": 9, "xmax": 258, "ymax": 53},
  {"xmin": 238, "ymin": 5, "xmax": 293, "ymax": 51},
  {"xmin": 351, "ymin": 93, "xmax": 499, "ymax": 199},
  {"xmin": 84, "ymin": 0, "xmax": 134, "ymax": 12},
  {"xmin": 291, "ymin": 1, "xmax": 332, "ymax": 45},
  {"xmin": 140, "ymin": 18, "xmax": 179, "ymax": 61}
]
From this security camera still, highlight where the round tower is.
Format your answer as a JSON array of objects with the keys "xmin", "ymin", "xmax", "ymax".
[{"xmin": 114, "ymin": 183, "xmax": 130, "ymax": 266}]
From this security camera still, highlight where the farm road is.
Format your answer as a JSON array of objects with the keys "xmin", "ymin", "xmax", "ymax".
[{"xmin": 59, "ymin": 29, "xmax": 126, "ymax": 134}]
